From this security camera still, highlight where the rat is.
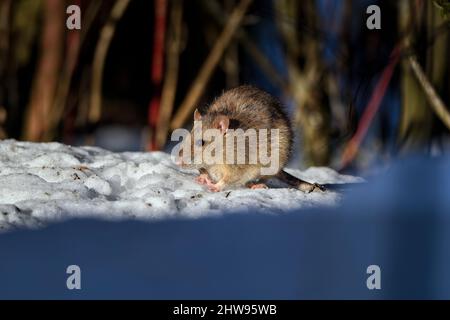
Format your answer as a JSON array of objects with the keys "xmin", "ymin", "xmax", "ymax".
[{"xmin": 177, "ymin": 85, "xmax": 325, "ymax": 193}]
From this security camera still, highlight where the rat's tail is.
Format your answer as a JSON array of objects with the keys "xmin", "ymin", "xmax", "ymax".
[
  {"xmin": 277, "ymin": 170, "xmax": 367, "ymax": 193},
  {"xmin": 276, "ymin": 170, "xmax": 326, "ymax": 193}
]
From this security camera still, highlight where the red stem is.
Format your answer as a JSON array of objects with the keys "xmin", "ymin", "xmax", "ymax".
[
  {"xmin": 148, "ymin": 0, "xmax": 167, "ymax": 151},
  {"xmin": 340, "ymin": 45, "xmax": 401, "ymax": 169}
]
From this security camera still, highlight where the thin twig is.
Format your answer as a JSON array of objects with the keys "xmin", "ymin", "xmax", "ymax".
[
  {"xmin": 23, "ymin": 0, "xmax": 64, "ymax": 141},
  {"xmin": 409, "ymin": 55, "xmax": 450, "ymax": 130},
  {"xmin": 155, "ymin": 0, "xmax": 183, "ymax": 149},
  {"xmin": 45, "ymin": 0, "xmax": 102, "ymax": 140},
  {"xmin": 170, "ymin": 0, "xmax": 253, "ymax": 130},
  {"xmin": 199, "ymin": 0, "xmax": 290, "ymax": 96},
  {"xmin": 89, "ymin": 0, "xmax": 131, "ymax": 124}
]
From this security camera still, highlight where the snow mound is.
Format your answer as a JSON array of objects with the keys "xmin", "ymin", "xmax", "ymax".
[{"xmin": 0, "ymin": 140, "xmax": 363, "ymax": 231}]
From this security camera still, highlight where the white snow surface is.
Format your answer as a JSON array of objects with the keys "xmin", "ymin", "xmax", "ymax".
[{"xmin": 0, "ymin": 140, "xmax": 363, "ymax": 231}]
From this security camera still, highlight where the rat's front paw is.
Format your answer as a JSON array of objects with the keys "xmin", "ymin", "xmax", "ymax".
[
  {"xmin": 206, "ymin": 180, "xmax": 225, "ymax": 192},
  {"xmin": 207, "ymin": 184, "xmax": 222, "ymax": 192},
  {"xmin": 195, "ymin": 173, "xmax": 211, "ymax": 185}
]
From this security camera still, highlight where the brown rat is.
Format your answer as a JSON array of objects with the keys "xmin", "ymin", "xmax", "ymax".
[{"xmin": 177, "ymin": 85, "xmax": 324, "ymax": 193}]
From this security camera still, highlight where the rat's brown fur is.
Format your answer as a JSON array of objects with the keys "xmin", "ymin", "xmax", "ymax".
[{"xmin": 178, "ymin": 85, "xmax": 324, "ymax": 192}]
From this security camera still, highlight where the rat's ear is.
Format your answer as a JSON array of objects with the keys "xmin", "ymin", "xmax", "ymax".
[
  {"xmin": 215, "ymin": 115, "xmax": 229, "ymax": 134},
  {"xmin": 194, "ymin": 109, "xmax": 202, "ymax": 121}
]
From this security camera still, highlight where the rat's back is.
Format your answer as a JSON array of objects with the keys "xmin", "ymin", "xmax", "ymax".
[
  {"xmin": 207, "ymin": 85, "xmax": 293, "ymax": 162},
  {"xmin": 208, "ymin": 85, "xmax": 290, "ymax": 129}
]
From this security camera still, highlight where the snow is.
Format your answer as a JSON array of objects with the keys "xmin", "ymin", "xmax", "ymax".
[{"xmin": 0, "ymin": 140, "xmax": 363, "ymax": 231}]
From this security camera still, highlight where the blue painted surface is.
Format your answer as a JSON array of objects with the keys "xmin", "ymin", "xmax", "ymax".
[{"xmin": 0, "ymin": 156, "xmax": 449, "ymax": 299}]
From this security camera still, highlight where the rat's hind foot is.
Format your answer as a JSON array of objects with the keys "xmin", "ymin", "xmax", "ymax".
[{"xmin": 247, "ymin": 183, "xmax": 269, "ymax": 190}]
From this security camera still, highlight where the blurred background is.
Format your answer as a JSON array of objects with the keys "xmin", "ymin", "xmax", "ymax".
[{"xmin": 0, "ymin": 0, "xmax": 449, "ymax": 174}]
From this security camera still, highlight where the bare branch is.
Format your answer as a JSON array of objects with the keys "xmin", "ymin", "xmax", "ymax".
[{"xmin": 408, "ymin": 55, "xmax": 450, "ymax": 131}]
